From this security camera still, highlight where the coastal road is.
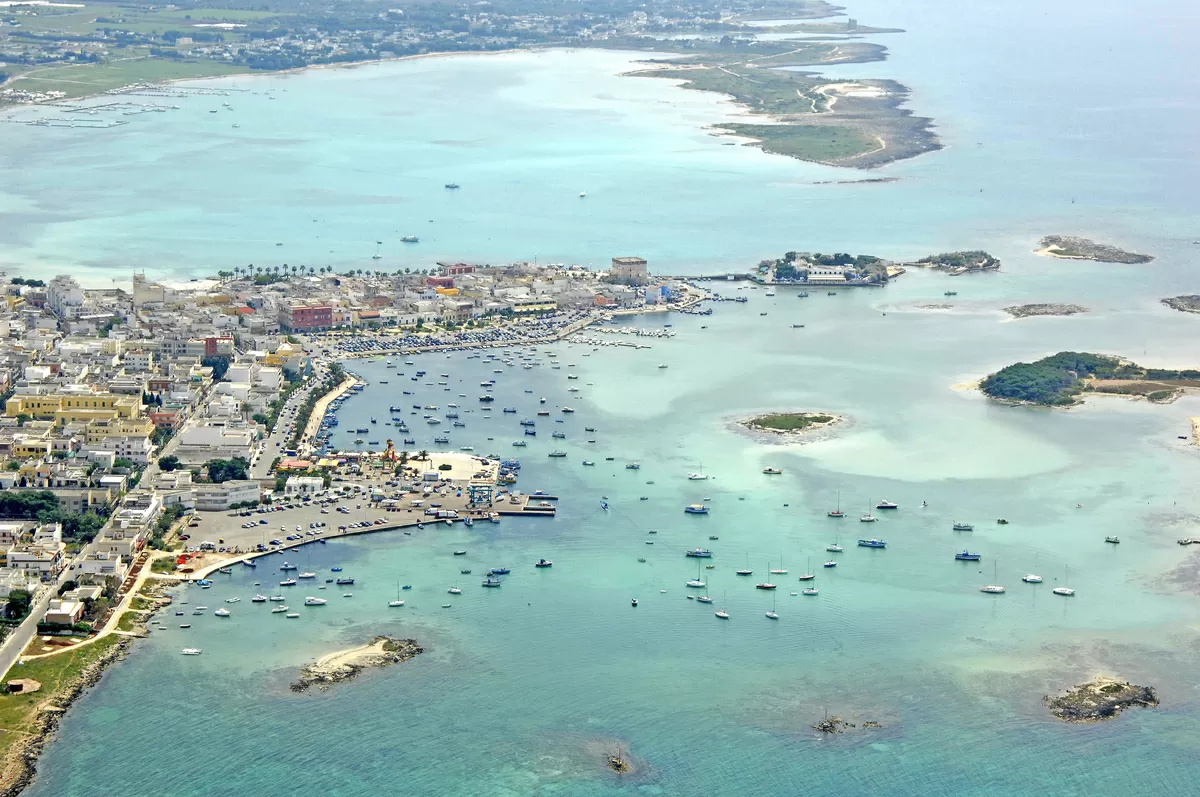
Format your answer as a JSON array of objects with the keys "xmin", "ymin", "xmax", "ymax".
[{"xmin": 0, "ymin": 563, "xmax": 78, "ymax": 682}]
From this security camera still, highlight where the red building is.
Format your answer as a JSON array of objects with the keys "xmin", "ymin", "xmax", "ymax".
[
  {"xmin": 426, "ymin": 276, "xmax": 455, "ymax": 289},
  {"xmin": 280, "ymin": 302, "xmax": 333, "ymax": 332}
]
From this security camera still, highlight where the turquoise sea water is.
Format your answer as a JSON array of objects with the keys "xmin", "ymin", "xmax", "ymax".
[{"xmin": 11, "ymin": 0, "xmax": 1200, "ymax": 793}]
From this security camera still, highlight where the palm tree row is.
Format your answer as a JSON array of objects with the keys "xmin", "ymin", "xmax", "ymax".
[{"xmin": 218, "ymin": 265, "xmax": 433, "ymax": 282}]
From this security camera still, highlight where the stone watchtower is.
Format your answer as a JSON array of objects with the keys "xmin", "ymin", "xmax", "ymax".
[{"xmin": 610, "ymin": 257, "xmax": 649, "ymax": 286}]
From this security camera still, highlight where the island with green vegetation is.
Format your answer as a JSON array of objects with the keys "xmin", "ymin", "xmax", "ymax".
[
  {"xmin": 1003, "ymin": 304, "xmax": 1087, "ymax": 319},
  {"xmin": 625, "ymin": 35, "xmax": 938, "ymax": 168},
  {"xmin": 757, "ymin": 250, "xmax": 903, "ymax": 284},
  {"xmin": 979, "ymin": 351, "xmax": 1200, "ymax": 406},
  {"xmin": 1162, "ymin": 295, "xmax": 1200, "ymax": 314},
  {"xmin": 1035, "ymin": 236, "xmax": 1153, "ymax": 264},
  {"xmin": 912, "ymin": 250, "xmax": 1001, "ymax": 275},
  {"xmin": 1044, "ymin": 678, "xmax": 1158, "ymax": 723},
  {"xmin": 740, "ymin": 412, "xmax": 842, "ymax": 435}
]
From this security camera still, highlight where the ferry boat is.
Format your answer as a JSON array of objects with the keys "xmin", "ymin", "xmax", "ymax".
[
  {"xmin": 876, "ymin": 500, "xmax": 899, "ymax": 510},
  {"xmin": 955, "ymin": 551, "xmax": 981, "ymax": 561},
  {"xmin": 762, "ymin": 467, "xmax": 782, "ymax": 475},
  {"xmin": 685, "ymin": 548, "xmax": 713, "ymax": 558},
  {"xmin": 685, "ymin": 504, "xmax": 709, "ymax": 515},
  {"xmin": 304, "ymin": 597, "xmax": 328, "ymax": 605},
  {"xmin": 857, "ymin": 539, "xmax": 887, "ymax": 548},
  {"xmin": 953, "ymin": 522, "xmax": 975, "ymax": 531}
]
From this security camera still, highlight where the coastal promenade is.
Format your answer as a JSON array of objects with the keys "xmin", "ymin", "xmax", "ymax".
[{"xmin": 297, "ymin": 375, "xmax": 359, "ymax": 458}]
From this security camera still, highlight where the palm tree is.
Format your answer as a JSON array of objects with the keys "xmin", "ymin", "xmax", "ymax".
[
  {"xmin": 399, "ymin": 450, "xmax": 409, "ymax": 465},
  {"xmin": 418, "ymin": 449, "xmax": 429, "ymax": 462},
  {"xmin": 308, "ymin": 266, "xmax": 315, "ymax": 276}
]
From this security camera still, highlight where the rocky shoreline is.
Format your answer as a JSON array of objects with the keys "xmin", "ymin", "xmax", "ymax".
[
  {"xmin": 0, "ymin": 637, "xmax": 132, "ymax": 797},
  {"xmin": 291, "ymin": 636, "xmax": 423, "ymax": 692},
  {"xmin": 1035, "ymin": 236, "xmax": 1153, "ymax": 264},
  {"xmin": 1162, "ymin": 295, "xmax": 1200, "ymax": 314},
  {"xmin": 1003, "ymin": 303, "xmax": 1087, "ymax": 318},
  {"xmin": 1043, "ymin": 677, "xmax": 1158, "ymax": 723}
]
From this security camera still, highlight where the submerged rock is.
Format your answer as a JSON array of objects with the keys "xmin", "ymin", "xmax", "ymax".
[{"xmin": 1044, "ymin": 677, "xmax": 1158, "ymax": 723}]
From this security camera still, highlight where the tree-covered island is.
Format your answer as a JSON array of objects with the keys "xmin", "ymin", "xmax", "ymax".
[
  {"xmin": 979, "ymin": 352, "xmax": 1200, "ymax": 406},
  {"xmin": 757, "ymin": 251, "xmax": 896, "ymax": 284},
  {"xmin": 912, "ymin": 251, "xmax": 1001, "ymax": 275}
]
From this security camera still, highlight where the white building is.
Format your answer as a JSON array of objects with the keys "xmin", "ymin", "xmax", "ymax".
[
  {"xmin": 195, "ymin": 480, "xmax": 261, "ymax": 511},
  {"xmin": 284, "ymin": 475, "xmax": 324, "ymax": 496},
  {"xmin": 47, "ymin": 275, "xmax": 85, "ymax": 319},
  {"xmin": 82, "ymin": 435, "xmax": 155, "ymax": 466},
  {"xmin": 173, "ymin": 420, "xmax": 257, "ymax": 465},
  {"xmin": 44, "ymin": 598, "xmax": 84, "ymax": 625},
  {"xmin": 78, "ymin": 550, "xmax": 127, "ymax": 580}
]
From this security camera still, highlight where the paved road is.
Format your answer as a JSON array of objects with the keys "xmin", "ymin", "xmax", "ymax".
[{"xmin": 0, "ymin": 558, "xmax": 80, "ymax": 681}]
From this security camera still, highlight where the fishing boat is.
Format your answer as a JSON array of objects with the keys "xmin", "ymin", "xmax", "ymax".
[
  {"xmin": 1105, "ymin": 536, "xmax": 1120, "ymax": 544},
  {"xmin": 335, "ymin": 577, "xmax": 355, "ymax": 585},
  {"xmin": 876, "ymin": 500, "xmax": 899, "ymax": 510},
  {"xmin": 535, "ymin": 558, "xmax": 553, "ymax": 568},
  {"xmin": 548, "ymin": 450, "xmax": 567, "ymax": 457},
  {"xmin": 762, "ymin": 467, "xmax": 782, "ymax": 475},
  {"xmin": 218, "ymin": 567, "xmax": 233, "ymax": 575},
  {"xmin": 955, "ymin": 551, "xmax": 981, "ymax": 561},
  {"xmin": 280, "ymin": 563, "xmax": 298, "ymax": 571},
  {"xmin": 512, "ymin": 440, "xmax": 527, "ymax": 447},
  {"xmin": 631, "ymin": 598, "xmax": 639, "ymax": 607},
  {"xmin": 488, "ymin": 567, "xmax": 511, "ymax": 576},
  {"xmin": 401, "ymin": 235, "xmax": 419, "ymax": 243},
  {"xmin": 857, "ymin": 539, "xmax": 887, "ymax": 548},
  {"xmin": 561, "ymin": 407, "xmax": 575, "ymax": 413},
  {"xmin": 953, "ymin": 522, "xmax": 975, "ymax": 531},
  {"xmin": 685, "ymin": 548, "xmax": 712, "ymax": 558},
  {"xmin": 684, "ymin": 504, "xmax": 709, "ymax": 515},
  {"xmin": 980, "ymin": 560, "xmax": 1005, "ymax": 594},
  {"xmin": 626, "ymin": 463, "xmax": 641, "ymax": 470},
  {"xmin": 482, "ymin": 577, "xmax": 502, "ymax": 587}
]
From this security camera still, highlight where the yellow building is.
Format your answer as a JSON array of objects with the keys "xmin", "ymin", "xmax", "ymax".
[
  {"xmin": 83, "ymin": 417, "xmax": 154, "ymax": 443},
  {"xmin": 5, "ymin": 392, "xmax": 142, "ymax": 425}
]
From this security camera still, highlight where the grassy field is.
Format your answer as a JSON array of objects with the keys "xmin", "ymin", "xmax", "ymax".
[
  {"xmin": 718, "ymin": 122, "xmax": 876, "ymax": 162},
  {"xmin": 115, "ymin": 612, "xmax": 140, "ymax": 632},
  {"xmin": 11, "ymin": 2, "xmax": 277, "ymax": 36},
  {"xmin": 6, "ymin": 57, "xmax": 249, "ymax": 100},
  {"xmin": 747, "ymin": 412, "xmax": 835, "ymax": 431},
  {"xmin": 0, "ymin": 635, "xmax": 123, "ymax": 760}
]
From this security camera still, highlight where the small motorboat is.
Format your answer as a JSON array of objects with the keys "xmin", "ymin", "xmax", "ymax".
[
  {"xmin": 1105, "ymin": 536, "xmax": 1120, "ymax": 544},
  {"xmin": 802, "ymin": 587, "xmax": 819, "ymax": 596},
  {"xmin": 955, "ymin": 551, "xmax": 982, "ymax": 561},
  {"xmin": 953, "ymin": 522, "xmax": 975, "ymax": 531},
  {"xmin": 823, "ymin": 561, "xmax": 837, "ymax": 568},
  {"xmin": 447, "ymin": 587, "xmax": 462, "ymax": 594},
  {"xmin": 535, "ymin": 559, "xmax": 553, "ymax": 568},
  {"xmin": 179, "ymin": 623, "xmax": 192, "ymax": 628},
  {"xmin": 631, "ymin": 598, "xmax": 638, "ymax": 607},
  {"xmin": 1022, "ymin": 574, "xmax": 1043, "ymax": 583},
  {"xmin": 286, "ymin": 613, "xmax": 300, "ymax": 618},
  {"xmin": 251, "ymin": 595, "xmax": 267, "ymax": 603},
  {"xmin": 304, "ymin": 597, "xmax": 328, "ymax": 606},
  {"xmin": 453, "ymin": 550, "xmax": 467, "ymax": 556},
  {"xmin": 876, "ymin": 500, "xmax": 899, "ymax": 510},
  {"xmin": 214, "ymin": 609, "xmax": 231, "ymax": 617},
  {"xmin": 271, "ymin": 606, "xmax": 288, "ymax": 613},
  {"xmin": 762, "ymin": 467, "xmax": 782, "ymax": 475},
  {"xmin": 181, "ymin": 648, "xmax": 203, "ymax": 656}
]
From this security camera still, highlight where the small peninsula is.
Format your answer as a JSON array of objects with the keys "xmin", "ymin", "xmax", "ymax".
[
  {"xmin": 1044, "ymin": 678, "xmax": 1158, "ymax": 723},
  {"xmin": 912, "ymin": 250, "xmax": 1001, "ymax": 275},
  {"xmin": 291, "ymin": 636, "xmax": 423, "ymax": 692},
  {"xmin": 1162, "ymin": 295, "xmax": 1200, "ymax": 314},
  {"xmin": 741, "ymin": 412, "xmax": 841, "ymax": 434},
  {"xmin": 1035, "ymin": 236, "xmax": 1153, "ymax": 264},
  {"xmin": 979, "ymin": 352, "xmax": 1200, "ymax": 406},
  {"xmin": 1003, "ymin": 304, "xmax": 1087, "ymax": 318}
]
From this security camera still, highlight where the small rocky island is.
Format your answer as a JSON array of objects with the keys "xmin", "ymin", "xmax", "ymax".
[
  {"xmin": 1162, "ymin": 295, "xmax": 1200, "ymax": 314},
  {"xmin": 740, "ymin": 412, "xmax": 842, "ymax": 435},
  {"xmin": 1036, "ymin": 236, "xmax": 1153, "ymax": 264},
  {"xmin": 1003, "ymin": 303, "xmax": 1087, "ymax": 318},
  {"xmin": 291, "ymin": 636, "xmax": 423, "ymax": 692},
  {"xmin": 1044, "ymin": 678, "xmax": 1158, "ymax": 723},
  {"xmin": 912, "ymin": 250, "xmax": 1001, "ymax": 275}
]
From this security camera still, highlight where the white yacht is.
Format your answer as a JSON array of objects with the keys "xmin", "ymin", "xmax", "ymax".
[
  {"xmin": 447, "ymin": 587, "xmax": 462, "ymax": 594},
  {"xmin": 214, "ymin": 608, "xmax": 231, "ymax": 617},
  {"xmin": 271, "ymin": 605, "xmax": 288, "ymax": 613},
  {"xmin": 181, "ymin": 648, "xmax": 203, "ymax": 656},
  {"xmin": 1021, "ymin": 574, "xmax": 1043, "ymax": 584}
]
